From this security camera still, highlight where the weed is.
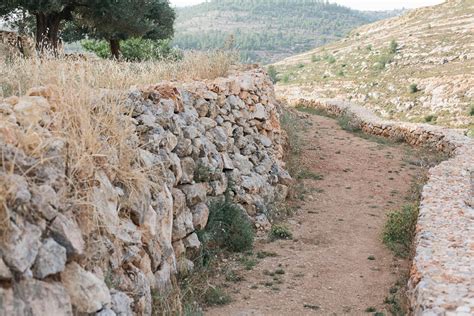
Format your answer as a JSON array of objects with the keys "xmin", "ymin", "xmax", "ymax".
[
  {"xmin": 337, "ymin": 113, "xmax": 361, "ymax": 132},
  {"xmin": 239, "ymin": 256, "xmax": 258, "ymax": 270},
  {"xmin": 383, "ymin": 203, "xmax": 418, "ymax": 257},
  {"xmin": 311, "ymin": 55, "xmax": 320, "ymax": 62},
  {"xmin": 389, "ymin": 40, "xmax": 398, "ymax": 54},
  {"xmin": 204, "ymin": 287, "xmax": 231, "ymax": 306},
  {"xmin": 326, "ymin": 55, "xmax": 336, "ymax": 64},
  {"xmin": 225, "ymin": 270, "xmax": 243, "ymax": 283},
  {"xmin": 297, "ymin": 170, "xmax": 323, "ymax": 180},
  {"xmin": 256, "ymin": 251, "xmax": 278, "ymax": 259},
  {"xmin": 269, "ymin": 224, "xmax": 293, "ymax": 241},
  {"xmin": 469, "ymin": 104, "xmax": 474, "ymax": 116},
  {"xmin": 336, "ymin": 69, "xmax": 344, "ymax": 77},
  {"xmin": 409, "ymin": 83, "xmax": 419, "ymax": 93},
  {"xmin": 275, "ymin": 268, "xmax": 285, "ymax": 275},
  {"xmin": 365, "ymin": 307, "xmax": 376, "ymax": 312},
  {"xmin": 424, "ymin": 114, "xmax": 437, "ymax": 123},
  {"xmin": 267, "ymin": 65, "xmax": 278, "ymax": 83},
  {"xmin": 297, "ymin": 63, "xmax": 305, "ymax": 68},
  {"xmin": 367, "ymin": 255, "xmax": 376, "ymax": 260},
  {"xmin": 281, "ymin": 73, "xmax": 290, "ymax": 83},
  {"xmin": 199, "ymin": 197, "xmax": 254, "ymax": 253}
]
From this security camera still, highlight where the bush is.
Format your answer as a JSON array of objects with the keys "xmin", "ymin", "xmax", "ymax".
[
  {"xmin": 269, "ymin": 224, "xmax": 292, "ymax": 241},
  {"xmin": 326, "ymin": 54, "xmax": 336, "ymax": 64},
  {"xmin": 204, "ymin": 287, "xmax": 231, "ymax": 306},
  {"xmin": 337, "ymin": 113, "xmax": 361, "ymax": 132},
  {"xmin": 311, "ymin": 54, "xmax": 320, "ymax": 62},
  {"xmin": 409, "ymin": 83, "xmax": 419, "ymax": 93},
  {"xmin": 383, "ymin": 204, "xmax": 419, "ymax": 257},
  {"xmin": 469, "ymin": 104, "xmax": 474, "ymax": 116},
  {"xmin": 424, "ymin": 114, "xmax": 437, "ymax": 123},
  {"xmin": 82, "ymin": 38, "xmax": 182, "ymax": 61},
  {"xmin": 297, "ymin": 63, "xmax": 305, "ymax": 68},
  {"xmin": 389, "ymin": 40, "xmax": 398, "ymax": 54},
  {"xmin": 281, "ymin": 73, "xmax": 290, "ymax": 83},
  {"xmin": 198, "ymin": 198, "xmax": 254, "ymax": 253},
  {"xmin": 267, "ymin": 65, "xmax": 278, "ymax": 83}
]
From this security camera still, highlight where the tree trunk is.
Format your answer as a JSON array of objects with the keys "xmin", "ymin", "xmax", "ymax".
[
  {"xmin": 109, "ymin": 39, "xmax": 121, "ymax": 60},
  {"xmin": 35, "ymin": 12, "xmax": 62, "ymax": 55}
]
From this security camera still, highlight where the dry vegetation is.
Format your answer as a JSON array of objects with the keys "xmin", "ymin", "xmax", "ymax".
[{"xmin": 0, "ymin": 50, "xmax": 237, "ymax": 244}]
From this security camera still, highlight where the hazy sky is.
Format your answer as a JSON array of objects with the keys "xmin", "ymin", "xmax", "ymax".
[{"xmin": 170, "ymin": 0, "xmax": 445, "ymax": 11}]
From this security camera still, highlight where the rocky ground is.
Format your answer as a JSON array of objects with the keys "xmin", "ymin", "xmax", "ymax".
[
  {"xmin": 274, "ymin": 0, "xmax": 474, "ymax": 130},
  {"xmin": 206, "ymin": 110, "xmax": 433, "ymax": 315}
]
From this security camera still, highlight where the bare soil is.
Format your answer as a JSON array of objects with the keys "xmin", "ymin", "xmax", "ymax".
[{"xmin": 205, "ymin": 112, "xmax": 424, "ymax": 316}]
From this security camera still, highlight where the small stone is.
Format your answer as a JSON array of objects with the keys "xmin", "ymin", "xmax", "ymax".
[
  {"xmin": 180, "ymin": 183, "xmax": 208, "ymax": 206},
  {"xmin": 62, "ymin": 262, "xmax": 111, "ymax": 313},
  {"xmin": 192, "ymin": 203, "xmax": 209, "ymax": 230},
  {"xmin": 33, "ymin": 238, "xmax": 67, "ymax": 279},
  {"xmin": 0, "ymin": 258, "xmax": 12, "ymax": 280}
]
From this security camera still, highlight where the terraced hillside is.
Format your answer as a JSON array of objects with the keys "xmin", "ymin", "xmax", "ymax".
[
  {"xmin": 274, "ymin": 0, "xmax": 474, "ymax": 131},
  {"xmin": 173, "ymin": 0, "xmax": 399, "ymax": 63}
]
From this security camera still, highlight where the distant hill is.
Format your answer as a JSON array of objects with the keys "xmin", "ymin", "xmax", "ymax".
[
  {"xmin": 173, "ymin": 0, "xmax": 400, "ymax": 64},
  {"xmin": 274, "ymin": 0, "xmax": 474, "ymax": 130}
]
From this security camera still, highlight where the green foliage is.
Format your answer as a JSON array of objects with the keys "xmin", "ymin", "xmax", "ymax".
[
  {"xmin": 409, "ymin": 83, "xmax": 419, "ymax": 93},
  {"xmin": 325, "ymin": 54, "xmax": 336, "ymax": 64},
  {"xmin": 337, "ymin": 113, "xmax": 361, "ymax": 132},
  {"xmin": 198, "ymin": 197, "xmax": 254, "ymax": 253},
  {"xmin": 203, "ymin": 287, "xmax": 231, "ymax": 306},
  {"xmin": 281, "ymin": 73, "xmax": 290, "ymax": 83},
  {"xmin": 389, "ymin": 39, "xmax": 398, "ymax": 54},
  {"xmin": 424, "ymin": 114, "xmax": 437, "ymax": 123},
  {"xmin": 269, "ymin": 224, "xmax": 293, "ymax": 241},
  {"xmin": 311, "ymin": 54, "xmax": 320, "ymax": 62},
  {"xmin": 267, "ymin": 65, "xmax": 278, "ymax": 83},
  {"xmin": 193, "ymin": 162, "xmax": 213, "ymax": 183},
  {"xmin": 469, "ymin": 104, "xmax": 474, "ymax": 116},
  {"xmin": 172, "ymin": 0, "xmax": 393, "ymax": 63},
  {"xmin": 375, "ymin": 52, "xmax": 394, "ymax": 70},
  {"xmin": 297, "ymin": 63, "xmax": 305, "ymax": 68},
  {"xmin": 383, "ymin": 204, "xmax": 419, "ymax": 257}
]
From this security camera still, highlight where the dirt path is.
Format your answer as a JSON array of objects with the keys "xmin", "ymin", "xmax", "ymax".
[{"xmin": 206, "ymin": 112, "xmax": 422, "ymax": 315}]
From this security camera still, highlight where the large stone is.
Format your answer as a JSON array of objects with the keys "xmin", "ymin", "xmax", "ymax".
[
  {"xmin": 233, "ymin": 153, "xmax": 254, "ymax": 175},
  {"xmin": 1, "ymin": 221, "xmax": 42, "ymax": 273},
  {"xmin": 180, "ymin": 157, "xmax": 195, "ymax": 184},
  {"xmin": 192, "ymin": 203, "xmax": 209, "ymax": 230},
  {"xmin": 110, "ymin": 290, "xmax": 133, "ymax": 316},
  {"xmin": 62, "ymin": 262, "xmax": 111, "ymax": 314},
  {"xmin": 210, "ymin": 127, "xmax": 228, "ymax": 151},
  {"xmin": 0, "ymin": 287, "xmax": 27, "ymax": 315},
  {"xmin": 0, "ymin": 258, "xmax": 12, "ymax": 280},
  {"xmin": 172, "ymin": 188, "xmax": 187, "ymax": 215},
  {"xmin": 30, "ymin": 184, "xmax": 58, "ymax": 221},
  {"xmin": 16, "ymin": 279, "xmax": 73, "ymax": 316},
  {"xmin": 33, "ymin": 238, "xmax": 67, "ymax": 279},
  {"xmin": 180, "ymin": 183, "xmax": 208, "ymax": 206},
  {"xmin": 252, "ymin": 103, "xmax": 267, "ymax": 120},
  {"xmin": 50, "ymin": 213, "xmax": 85, "ymax": 257}
]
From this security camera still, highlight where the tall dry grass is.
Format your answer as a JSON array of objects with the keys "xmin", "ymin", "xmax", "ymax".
[{"xmin": 0, "ymin": 50, "xmax": 237, "ymax": 256}]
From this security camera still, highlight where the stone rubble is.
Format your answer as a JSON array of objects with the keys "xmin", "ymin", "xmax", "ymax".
[
  {"xmin": 0, "ymin": 68, "xmax": 289, "ymax": 314},
  {"xmin": 284, "ymin": 97, "xmax": 474, "ymax": 316}
]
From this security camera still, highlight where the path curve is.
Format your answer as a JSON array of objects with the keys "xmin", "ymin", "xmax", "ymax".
[{"xmin": 206, "ymin": 111, "xmax": 426, "ymax": 315}]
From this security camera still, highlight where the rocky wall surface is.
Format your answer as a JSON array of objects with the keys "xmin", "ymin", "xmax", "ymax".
[
  {"xmin": 0, "ymin": 68, "xmax": 291, "ymax": 315},
  {"xmin": 283, "ymin": 97, "xmax": 474, "ymax": 315}
]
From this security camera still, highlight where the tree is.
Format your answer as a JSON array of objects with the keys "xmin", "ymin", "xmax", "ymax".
[
  {"xmin": 74, "ymin": 0, "xmax": 175, "ymax": 59},
  {"xmin": 0, "ymin": 0, "xmax": 175, "ymax": 57}
]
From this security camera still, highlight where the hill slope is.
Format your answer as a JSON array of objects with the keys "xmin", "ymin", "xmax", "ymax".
[
  {"xmin": 274, "ymin": 0, "xmax": 474, "ymax": 129},
  {"xmin": 173, "ymin": 0, "xmax": 398, "ymax": 63}
]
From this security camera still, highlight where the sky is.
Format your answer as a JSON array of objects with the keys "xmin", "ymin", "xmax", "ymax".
[{"xmin": 170, "ymin": 0, "xmax": 445, "ymax": 11}]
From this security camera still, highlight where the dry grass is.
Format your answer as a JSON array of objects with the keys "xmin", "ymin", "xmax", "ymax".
[
  {"xmin": 0, "ymin": 50, "xmax": 237, "ymax": 251},
  {"xmin": 0, "ymin": 50, "xmax": 238, "ymax": 97}
]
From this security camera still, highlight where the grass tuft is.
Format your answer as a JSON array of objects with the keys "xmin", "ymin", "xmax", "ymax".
[{"xmin": 269, "ymin": 224, "xmax": 293, "ymax": 241}]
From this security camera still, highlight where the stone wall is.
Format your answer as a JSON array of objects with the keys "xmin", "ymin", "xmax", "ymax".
[
  {"xmin": 283, "ymin": 97, "xmax": 474, "ymax": 315},
  {"xmin": 0, "ymin": 68, "xmax": 290, "ymax": 315}
]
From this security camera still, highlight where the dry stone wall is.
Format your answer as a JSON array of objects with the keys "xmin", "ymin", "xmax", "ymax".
[
  {"xmin": 284, "ymin": 97, "xmax": 474, "ymax": 316},
  {"xmin": 0, "ymin": 68, "xmax": 290, "ymax": 315}
]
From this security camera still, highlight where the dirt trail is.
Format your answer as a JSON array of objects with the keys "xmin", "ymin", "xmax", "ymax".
[{"xmin": 206, "ymin": 112, "xmax": 422, "ymax": 315}]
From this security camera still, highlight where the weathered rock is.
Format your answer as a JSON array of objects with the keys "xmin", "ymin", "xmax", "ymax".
[
  {"xmin": 33, "ymin": 238, "xmax": 67, "ymax": 279},
  {"xmin": 62, "ymin": 262, "xmax": 111, "ymax": 314},
  {"xmin": 0, "ymin": 287, "xmax": 27, "ymax": 315},
  {"xmin": 192, "ymin": 203, "xmax": 209, "ymax": 230},
  {"xmin": 110, "ymin": 290, "xmax": 133, "ymax": 316},
  {"xmin": 96, "ymin": 308, "xmax": 116, "ymax": 316},
  {"xmin": 0, "ymin": 258, "xmax": 12, "ymax": 280},
  {"xmin": 50, "ymin": 213, "xmax": 85, "ymax": 257},
  {"xmin": 16, "ymin": 279, "xmax": 73, "ymax": 316},
  {"xmin": 30, "ymin": 185, "xmax": 58, "ymax": 221},
  {"xmin": 1, "ymin": 221, "xmax": 42, "ymax": 273},
  {"xmin": 180, "ymin": 157, "xmax": 195, "ymax": 184},
  {"xmin": 180, "ymin": 183, "xmax": 208, "ymax": 206}
]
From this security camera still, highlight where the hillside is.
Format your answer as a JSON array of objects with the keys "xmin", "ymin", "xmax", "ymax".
[
  {"xmin": 274, "ymin": 0, "xmax": 474, "ymax": 130},
  {"xmin": 173, "ymin": 0, "xmax": 399, "ymax": 63}
]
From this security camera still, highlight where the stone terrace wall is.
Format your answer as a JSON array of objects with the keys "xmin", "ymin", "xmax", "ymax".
[
  {"xmin": 0, "ymin": 68, "xmax": 291, "ymax": 315},
  {"xmin": 284, "ymin": 97, "xmax": 474, "ymax": 315}
]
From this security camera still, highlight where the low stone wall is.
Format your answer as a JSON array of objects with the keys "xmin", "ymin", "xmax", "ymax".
[
  {"xmin": 283, "ymin": 97, "xmax": 474, "ymax": 315},
  {"xmin": 0, "ymin": 69, "xmax": 290, "ymax": 315}
]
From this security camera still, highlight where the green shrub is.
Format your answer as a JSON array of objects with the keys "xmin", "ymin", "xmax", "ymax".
[
  {"xmin": 297, "ymin": 63, "xmax": 305, "ymax": 68},
  {"xmin": 81, "ymin": 38, "xmax": 182, "ymax": 61},
  {"xmin": 469, "ymin": 104, "xmax": 474, "ymax": 116},
  {"xmin": 389, "ymin": 39, "xmax": 398, "ymax": 54},
  {"xmin": 409, "ymin": 83, "xmax": 419, "ymax": 93},
  {"xmin": 269, "ymin": 224, "xmax": 292, "ymax": 241},
  {"xmin": 337, "ymin": 113, "xmax": 361, "ymax": 132},
  {"xmin": 311, "ymin": 54, "xmax": 320, "ymax": 62},
  {"xmin": 424, "ymin": 114, "xmax": 437, "ymax": 123},
  {"xmin": 204, "ymin": 287, "xmax": 231, "ymax": 306},
  {"xmin": 267, "ymin": 65, "xmax": 278, "ymax": 83},
  {"xmin": 199, "ymin": 198, "xmax": 254, "ymax": 253},
  {"xmin": 281, "ymin": 73, "xmax": 290, "ymax": 83},
  {"xmin": 326, "ymin": 54, "xmax": 336, "ymax": 64},
  {"xmin": 375, "ymin": 52, "xmax": 394, "ymax": 70},
  {"xmin": 383, "ymin": 204, "xmax": 419, "ymax": 257}
]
